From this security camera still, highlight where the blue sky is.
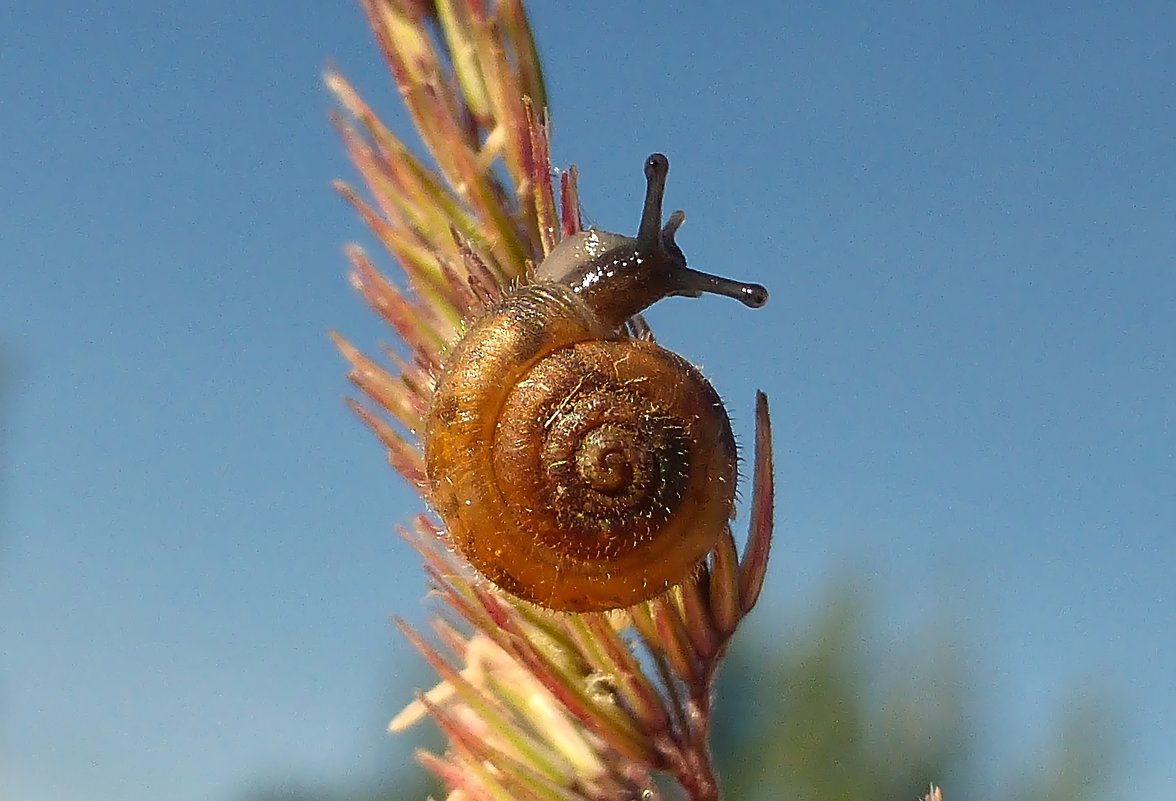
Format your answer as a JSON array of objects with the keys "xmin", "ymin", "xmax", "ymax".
[{"xmin": 2, "ymin": 2, "xmax": 1173, "ymax": 800}]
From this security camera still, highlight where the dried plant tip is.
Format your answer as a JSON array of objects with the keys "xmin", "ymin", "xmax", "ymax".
[{"xmin": 739, "ymin": 390, "xmax": 775, "ymax": 614}]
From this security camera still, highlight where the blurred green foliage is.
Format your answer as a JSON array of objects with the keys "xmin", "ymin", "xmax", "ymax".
[
  {"xmin": 713, "ymin": 589, "xmax": 968, "ymax": 801},
  {"xmin": 712, "ymin": 581, "xmax": 1115, "ymax": 801}
]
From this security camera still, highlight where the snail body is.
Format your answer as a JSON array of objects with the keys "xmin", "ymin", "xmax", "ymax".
[{"xmin": 424, "ymin": 154, "xmax": 767, "ymax": 612}]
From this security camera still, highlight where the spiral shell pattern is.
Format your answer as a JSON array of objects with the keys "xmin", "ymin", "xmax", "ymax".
[{"xmin": 424, "ymin": 284, "xmax": 737, "ymax": 612}]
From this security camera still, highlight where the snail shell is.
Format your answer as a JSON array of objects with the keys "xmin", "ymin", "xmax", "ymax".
[{"xmin": 424, "ymin": 154, "xmax": 767, "ymax": 612}]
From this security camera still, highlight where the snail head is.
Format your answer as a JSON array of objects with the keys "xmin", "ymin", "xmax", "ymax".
[
  {"xmin": 533, "ymin": 153, "xmax": 769, "ymax": 329},
  {"xmin": 636, "ymin": 153, "xmax": 768, "ymax": 313}
]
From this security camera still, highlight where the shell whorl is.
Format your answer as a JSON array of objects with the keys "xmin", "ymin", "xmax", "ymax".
[{"xmin": 424, "ymin": 283, "xmax": 737, "ymax": 612}]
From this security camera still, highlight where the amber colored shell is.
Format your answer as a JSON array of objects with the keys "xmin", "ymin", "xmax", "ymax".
[{"xmin": 424, "ymin": 283, "xmax": 737, "ymax": 612}]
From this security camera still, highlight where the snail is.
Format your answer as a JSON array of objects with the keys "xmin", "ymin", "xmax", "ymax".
[{"xmin": 424, "ymin": 153, "xmax": 767, "ymax": 612}]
